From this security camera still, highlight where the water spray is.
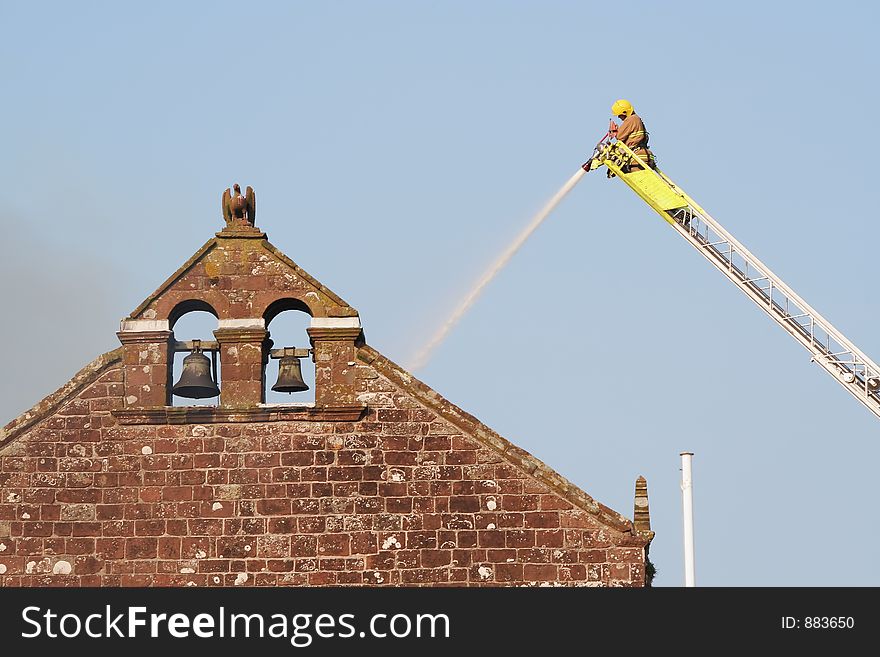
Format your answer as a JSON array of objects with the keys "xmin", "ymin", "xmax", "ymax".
[{"xmin": 409, "ymin": 166, "xmax": 588, "ymax": 371}]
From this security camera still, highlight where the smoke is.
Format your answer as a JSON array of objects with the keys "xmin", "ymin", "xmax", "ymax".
[
  {"xmin": 0, "ymin": 218, "xmax": 133, "ymax": 423},
  {"xmin": 409, "ymin": 167, "xmax": 586, "ymax": 371}
]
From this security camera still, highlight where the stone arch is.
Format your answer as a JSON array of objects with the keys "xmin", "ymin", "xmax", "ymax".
[
  {"xmin": 263, "ymin": 298, "xmax": 314, "ymax": 404},
  {"xmin": 263, "ymin": 297, "xmax": 314, "ymax": 325},
  {"xmin": 167, "ymin": 300, "xmax": 222, "ymax": 407},
  {"xmin": 168, "ymin": 299, "xmax": 220, "ymax": 329}
]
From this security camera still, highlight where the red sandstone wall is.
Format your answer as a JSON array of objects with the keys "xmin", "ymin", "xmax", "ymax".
[{"xmin": 0, "ymin": 359, "xmax": 646, "ymax": 587}]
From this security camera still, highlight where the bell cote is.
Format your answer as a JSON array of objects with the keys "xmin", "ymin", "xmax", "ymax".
[{"xmin": 113, "ymin": 185, "xmax": 365, "ymax": 423}]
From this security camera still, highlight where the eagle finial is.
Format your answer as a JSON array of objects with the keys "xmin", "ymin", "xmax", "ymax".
[{"xmin": 221, "ymin": 183, "xmax": 256, "ymax": 226}]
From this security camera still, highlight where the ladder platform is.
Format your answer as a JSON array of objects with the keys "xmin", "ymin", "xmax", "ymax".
[{"xmin": 624, "ymin": 169, "xmax": 689, "ymax": 211}]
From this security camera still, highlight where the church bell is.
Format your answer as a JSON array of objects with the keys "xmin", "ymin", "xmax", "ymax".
[
  {"xmin": 272, "ymin": 350, "xmax": 309, "ymax": 393},
  {"xmin": 172, "ymin": 347, "xmax": 220, "ymax": 399}
]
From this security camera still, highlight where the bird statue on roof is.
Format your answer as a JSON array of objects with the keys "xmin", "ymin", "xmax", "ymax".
[{"xmin": 222, "ymin": 183, "xmax": 256, "ymax": 226}]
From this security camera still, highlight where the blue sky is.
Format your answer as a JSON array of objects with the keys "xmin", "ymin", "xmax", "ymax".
[{"xmin": 3, "ymin": 1, "xmax": 880, "ymax": 586}]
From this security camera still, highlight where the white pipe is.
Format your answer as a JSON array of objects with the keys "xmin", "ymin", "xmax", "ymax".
[{"xmin": 680, "ymin": 452, "xmax": 696, "ymax": 587}]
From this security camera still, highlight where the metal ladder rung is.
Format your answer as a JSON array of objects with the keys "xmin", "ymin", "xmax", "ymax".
[{"xmin": 823, "ymin": 350, "xmax": 857, "ymax": 359}]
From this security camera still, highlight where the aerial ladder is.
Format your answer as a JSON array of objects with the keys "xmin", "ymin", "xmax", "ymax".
[{"xmin": 583, "ymin": 136, "xmax": 880, "ymax": 421}]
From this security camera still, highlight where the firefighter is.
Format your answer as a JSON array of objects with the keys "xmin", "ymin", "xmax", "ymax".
[{"xmin": 610, "ymin": 99, "xmax": 655, "ymax": 172}]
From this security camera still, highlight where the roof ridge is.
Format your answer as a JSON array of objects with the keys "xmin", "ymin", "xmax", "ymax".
[
  {"xmin": 357, "ymin": 344, "xmax": 638, "ymax": 536},
  {"xmin": 1, "ymin": 347, "xmax": 123, "ymax": 449},
  {"xmin": 262, "ymin": 241, "xmax": 355, "ymax": 312},
  {"xmin": 127, "ymin": 238, "xmax": 217, "ymax": 319}
]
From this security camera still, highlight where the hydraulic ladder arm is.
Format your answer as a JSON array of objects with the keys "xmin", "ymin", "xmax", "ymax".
[{"xmin": 585, "ymin": 139, "xmax": 880, "ymax": 420}]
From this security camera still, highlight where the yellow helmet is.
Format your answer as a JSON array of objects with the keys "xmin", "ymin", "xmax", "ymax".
[{"xmin": 611, "ymin": 99, "xmax": 634, "ymax": 117}]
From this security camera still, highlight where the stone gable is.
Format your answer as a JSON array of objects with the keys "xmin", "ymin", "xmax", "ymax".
[{"xmin": 0, "ymin": 194, "xmax": 652, "ymax": 587}]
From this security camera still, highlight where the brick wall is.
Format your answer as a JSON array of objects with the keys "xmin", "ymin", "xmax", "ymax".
[
  {"xmin": 0, "ymin": 220, "xmax": 650, "ymax": 587},
  {"xmin": 0, "ymin": 350, "xmax": 647, "ymax": 587}
]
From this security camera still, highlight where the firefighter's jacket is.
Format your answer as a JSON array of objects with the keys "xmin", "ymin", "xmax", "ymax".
[{"xmin": 616, "ymin": 113, "xmax": 654, "ymax": 169}]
